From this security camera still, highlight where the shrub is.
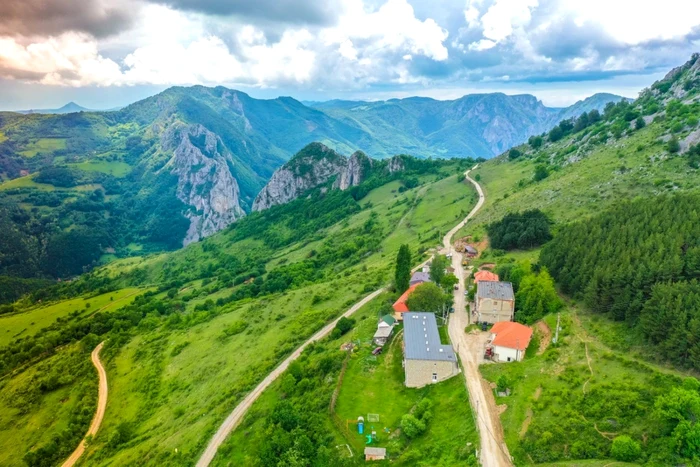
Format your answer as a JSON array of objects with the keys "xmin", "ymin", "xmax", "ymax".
[
  {"xmin": 611, "ymin": 435, "xmax": 641, "ymax": 461},
  {"xmin": 400, "ymin": 414, "xmax": 426, "ymax": 438},
  {"xmin": 668, "ymin": 136, "xmax": 680, "ymax": 153}
]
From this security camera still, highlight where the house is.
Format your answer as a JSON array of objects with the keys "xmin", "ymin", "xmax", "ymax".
[
  {"xmin": 474, "ymin": 270, "xmax": 499, "ymax": 282},
  {"xmin": 475, "ymin": 281, "xmax": 515, "ymax": 324},
  {"xmin": 392, "ymin": 284, "xmax": 419, "ymax": 320},
  {"xmin": 487, "ymin": 321, "xmax": 533, "ymax": 362},
  {"xmin": 373, "ymin": 314, "xmax": 396, "ymax": 345},
  {"xmin": 403, "ymin": 312, "xmax": 459, "ymax": 388},
  {"xmin": 410, "ymin": 271, "xmax": 431, "ymax": 286},
  {"xmin": 465, "ymin": 245, "xmax": 478, "ymax": 257},
  {"xmin": 365, "ymin": 447, "xmax": 386, "ymax": 461}
]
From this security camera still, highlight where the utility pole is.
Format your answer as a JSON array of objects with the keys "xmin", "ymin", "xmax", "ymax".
[{"xmin": 553, "ymin": 313, "xmax": 560, "ymax": 344}]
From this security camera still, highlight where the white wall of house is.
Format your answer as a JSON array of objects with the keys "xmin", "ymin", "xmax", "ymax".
[{"xmin": 493, "ymin": 345, "xmax": 523, "ymax": 362}]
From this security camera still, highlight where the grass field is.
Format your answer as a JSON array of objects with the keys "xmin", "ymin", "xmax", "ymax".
[
  {"xmin": 0, "ymin": 343, "xmax": 97, "ymax": 467},
  {"xmin": 214, "ymin": 290, "xmax": 478, "ymax": 466},
  {"xmin": 19, "ymin": 138, "xmax": 66, "ymax": 158},
  {"xmin": 0, "ymin": 288, "xmax": 144, "ymax": 346},
  {"xmin": 70, "ymin": 164, "xmax": 478, "ymax": 465},
  {"xmin": 70, "ymin": 160, "xmax": 132, "ymax": 177},
  {"xmin": 480, "ymin": 307, "xmax": 685, "ymax": 465},
  {"xmin": 0, "ymin": 174, "xmax": 55, "ymax": 191},
  {"xmin": 458, "ymin": 123, "xmax": 700, "ymax": 239}
]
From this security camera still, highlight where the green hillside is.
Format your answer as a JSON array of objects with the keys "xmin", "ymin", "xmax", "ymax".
[{"xmin": 0, "ymin": 157, "xmax": 478, "ymax": 466}]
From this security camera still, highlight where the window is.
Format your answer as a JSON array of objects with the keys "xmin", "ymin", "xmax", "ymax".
[{"xmin": 432, "ymin": 372, "xmax": 438, "ymax": 382}]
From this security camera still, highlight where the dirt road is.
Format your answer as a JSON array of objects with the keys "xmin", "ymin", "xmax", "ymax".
[
  {"xmin": 196, "ymin": 168, "xmax": 481, "ymax": 466},
  {"xmin": 61, "ymin": 342, "xmax": 108, "ymax": 467},
  {"xmin": 445, "ymin": 168, "xmax": 513, "ymax": 467}
]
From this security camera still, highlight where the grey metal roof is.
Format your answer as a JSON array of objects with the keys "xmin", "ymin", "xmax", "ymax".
[
  {"xmin": 365, "ymin": 447, "xmax": 386, "ymax": 456},
  {"xmin": 403, "ymin": 312, "xmax": 456, "ymax": 362},
  {"xmin": 465, "ymin": 245, "xmax": 478, "ymax": 253},
  {"xmin": 410, "ymin": 271, "xmax": 430, "ymax": 284},
  {"xmin": 477, "ymin": 281, "xmax": 514, "ymax": 301},
  {"xmin": 374, "ymin": 326, "xmax": 393, "ymax": 338}
]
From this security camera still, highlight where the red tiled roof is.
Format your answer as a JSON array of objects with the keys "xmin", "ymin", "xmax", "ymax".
[
  {"xmin": 491, "ymin": 321, "xmax": 533, "ymax": 350},
  {"xmin": 393, "ymin": 284, "xmax": 419, "ymax": 313},
  {"xmin": 475, "ymin": 270, "xmax": 499, "ymax": 282}
]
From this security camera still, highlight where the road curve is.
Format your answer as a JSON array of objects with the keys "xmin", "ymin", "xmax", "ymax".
[
  {"xmin": 196, "ymin": 169, "xmax": 478, "ymax": 466},
  {"xmin": 445, "ymin": 167, "xmax": 513, "ymax": 467},
  {"xmin": 61, "ymin": 341, "xmax": 108, "ymax": 467}
]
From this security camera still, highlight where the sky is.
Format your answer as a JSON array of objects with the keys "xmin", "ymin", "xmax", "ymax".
[{"xmin": 0, "ymin": 0, "xmax": 698, "ymax": 110}]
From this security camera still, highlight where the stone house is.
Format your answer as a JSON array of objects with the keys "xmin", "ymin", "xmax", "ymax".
[
  {"xmin": 403, "ymin": 312, "xmax": 459, "ymax": 388},
  {"xmin": 476, "ymin": 281, "xmax": 515, "ymax": 324},
  {"xmin": 364, "ymin": 447, "xmax": 386, "ymax": 461}
]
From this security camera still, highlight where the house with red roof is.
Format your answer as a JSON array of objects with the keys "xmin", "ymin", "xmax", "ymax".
[
  {"xmin": 474, "ymin": 270, "xmax": 499, "ymax": 282},
  {"xmin": 487, "ymin": 322, "xmax": 533, "ymax": 362},
  {"xmin": 393, "ymin": 284, "xmax": 419, "ymax": 320}
]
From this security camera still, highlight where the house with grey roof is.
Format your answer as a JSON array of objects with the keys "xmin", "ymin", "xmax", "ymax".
[
  {"xmin": 409, "ymin": 271, "xmax": 431, "ymax": 286},
  {"xmin": 476, "ymin": 281, "xmax": 515, "ymax": 324},
  {"xmin": 402, "ymin": 312, "xmax": 459, "ymax": 388}
]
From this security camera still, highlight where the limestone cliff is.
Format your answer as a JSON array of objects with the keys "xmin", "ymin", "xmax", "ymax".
[
  {"xmin": 162, "ymin": 124, "xmax": 245, "ymax": 245},
  {"xmin": 334, "ymin": 150, "xmax": 372, "ymax": 190},
  {"xmin": 252, "ymin": 143, "xmax": 348, "ymax": 211}
]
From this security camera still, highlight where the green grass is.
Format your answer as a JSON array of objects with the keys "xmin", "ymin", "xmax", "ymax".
[
  {"xmin": 214, "ymin": 290, "xmax": 478, "ymax": 466},
  {"xmin": 459, "ymin": 123, "xmax": 700, "ymax": 239},
  {"xmin": 0, "ymin": 174, "xmax": 55, "ymax": 191},
  {"xmin": 0, "ymin": 343, "xmax": 96, "ymax": 467},
  {"xmin": 69, "ymin": 160, "xmax": 132, "ymax": 177},
  {"xmin": 0, "ymin": 288, "xmax": 144, "ymax": 346},
  {"xmin": 19, "ymin": 138, "xmax": 66, "ymax": 158},
  {"xmin": 480, "ymin": 308, "xmax": 685, "ymax": 465}
]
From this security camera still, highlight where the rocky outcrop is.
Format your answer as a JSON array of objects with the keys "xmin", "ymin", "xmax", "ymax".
[
  {"xmin": 334, "ymin": 151, "xmax": 372, "ymax": 190},
  {"xmin": 162, "ymin": 124, "xmax": 245, "ymax": 245},
  {"xmin": 252, "ymin": 143, "xmax": 348, "ymax": 211},
  {"xmin": 387, "ymin": 155, "xmax": 405, "ymax": 173}
]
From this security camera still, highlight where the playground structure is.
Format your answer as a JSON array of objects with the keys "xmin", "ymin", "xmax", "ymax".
[{"xmin": 347, "ymin": 414, "xmax": 384, "ymax": 445}]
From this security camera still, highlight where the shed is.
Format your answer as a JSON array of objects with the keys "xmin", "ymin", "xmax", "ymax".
[
  {"xmin": 465, "ymin": 245, "xmax": 478, "ymax": 257},
  {"xmin": 365, "ymin": 447, "xmax": 386, "ymax": 461}
]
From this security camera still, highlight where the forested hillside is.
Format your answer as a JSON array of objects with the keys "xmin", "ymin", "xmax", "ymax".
[{"xmin": 540, "ymin": 194, "xmax": 700, "ymax": 368}]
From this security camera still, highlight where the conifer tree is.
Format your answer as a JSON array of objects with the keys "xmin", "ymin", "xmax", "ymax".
[{"xmin": 395, "ymin": 244, "xmax": 411, "ymax": 293}]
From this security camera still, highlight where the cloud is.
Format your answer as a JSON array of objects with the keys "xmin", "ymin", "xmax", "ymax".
[
  {"xmin": 0, "ymin": 0, "xmax": 139, "ymax": 38},
  {"xmin": 0, "ymin": 0, "xmax": 450, "ymax": 89},
  {"xmin": 149, "ymin": 0, "xmax": 341, "ymax": 25}
]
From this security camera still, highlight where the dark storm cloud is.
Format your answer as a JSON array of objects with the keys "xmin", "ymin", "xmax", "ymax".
[
  {"xmin": 151, "ymin": 0, "xmax": 341, "ymax": 25},
  {"xmin": 0, "ymin": 0, "xmax": 137, "ymax": 38}
]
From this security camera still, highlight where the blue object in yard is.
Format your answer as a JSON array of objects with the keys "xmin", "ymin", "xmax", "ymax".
[{"xmin": 358, "ymin": 416, "xmax": 365, "ymax": 434}]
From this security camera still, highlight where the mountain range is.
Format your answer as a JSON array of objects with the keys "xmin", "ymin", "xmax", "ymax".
[{"xmin": 0, "ymin": 86, "xmax": 623, "ymax": 258}]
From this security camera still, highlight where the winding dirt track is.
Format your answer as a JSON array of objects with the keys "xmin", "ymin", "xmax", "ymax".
[
  {"xmin": 195, "ymin": 168, "xmax": 482, "ymax": 466},
  {"xmin": 445, "ymin": 167, "xmax": 514, "ymax": 467},
  {"xmin": 61, "ymin": 341, "xmax": 108, "ymax": 467}
]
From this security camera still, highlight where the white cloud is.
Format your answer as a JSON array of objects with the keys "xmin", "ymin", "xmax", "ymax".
[
  {"xmin": 468, "ymin": 39, "xmax": 496, "ymax": 51},
  {"xmin": 0, "ymin": 0, "xmax": 449, "ymax": 89}
]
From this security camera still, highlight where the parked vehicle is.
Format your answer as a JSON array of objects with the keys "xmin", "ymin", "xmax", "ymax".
[{"xmin": 372, "ymin": 347, "xmax": 383, "ymax": 355}]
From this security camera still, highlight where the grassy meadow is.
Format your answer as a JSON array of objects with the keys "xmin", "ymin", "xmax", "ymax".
[
  {"xmin": 214, "ymin": 290, "xmax": 478, "ymax": 466},
  {"xmin": 0, "ymin": 287, "xmax": 144, "ymax": 346}
]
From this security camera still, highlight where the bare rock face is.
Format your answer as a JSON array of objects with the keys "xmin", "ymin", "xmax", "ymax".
[
  {"xmin": 387, "ymin": 155, "xmax": 405, "ymax": 173},
  {"xmin": 252, "ymin": 143, "xmax": 348, "ymax": 211},
  {"xmin": 335, "ymin": 150, "xmax": 372, "ymax": 190},
  {"xmin": 163, "ymin": 124, "xmax": 245, "ymax": 245}
]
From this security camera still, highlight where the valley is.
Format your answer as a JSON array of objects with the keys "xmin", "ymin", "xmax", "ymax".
[{"xmin": 1, "ymin": 52, "xmax": 700, "ymax": 467}]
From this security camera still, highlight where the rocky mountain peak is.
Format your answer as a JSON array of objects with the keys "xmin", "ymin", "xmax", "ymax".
[{"xmin": 162, "ymin": 123, "xmax": 245, "ymax": 245}]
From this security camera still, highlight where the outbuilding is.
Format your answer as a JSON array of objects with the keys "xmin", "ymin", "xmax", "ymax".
[
  {"xmin": 403, "ymin": 312, "xmax": 459, "ymax": 388},
  {"xmin": 373, "ymin": 314, "xmax": 396, "ymax": 346},
  {"xmin": 393, "ymin": 284, "xmax": 419, "ymax": 320},
  {"xmin": 364, "ymin": 447, "xmax": 386, "ymax": 461},
  {"xmin": 487, "ymin": 321, "xmax": 533, "ymax": 362},
  {"xmin": 410, "ymin": 271, "xmax": 431, "ymax": 286},
  {"xmin": 465, "ymin": 245, "xmax": 478, "ymax": 257},
  {"xmin": 474, "ymin": 270, "xmax": 499, "ymax": 282}
]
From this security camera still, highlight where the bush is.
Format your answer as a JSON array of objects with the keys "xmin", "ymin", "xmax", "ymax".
[
  {"xmin": 400, "ymin": 414, "xmax": 426, "ymax": 438},
  {"xmin": 508, "ymin": 148, "xmax": 522, "ymax": 160},
  {"xmin": 668, "ymin": 136, "xmax": 680, "ymax": 153},
  {"xmin": 533, "ymin": 165, "xmax": 549, "ymax": 182},
  {"xmin": 610, "ymin": 435, "xmax": 641, "ymax": 461}
]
